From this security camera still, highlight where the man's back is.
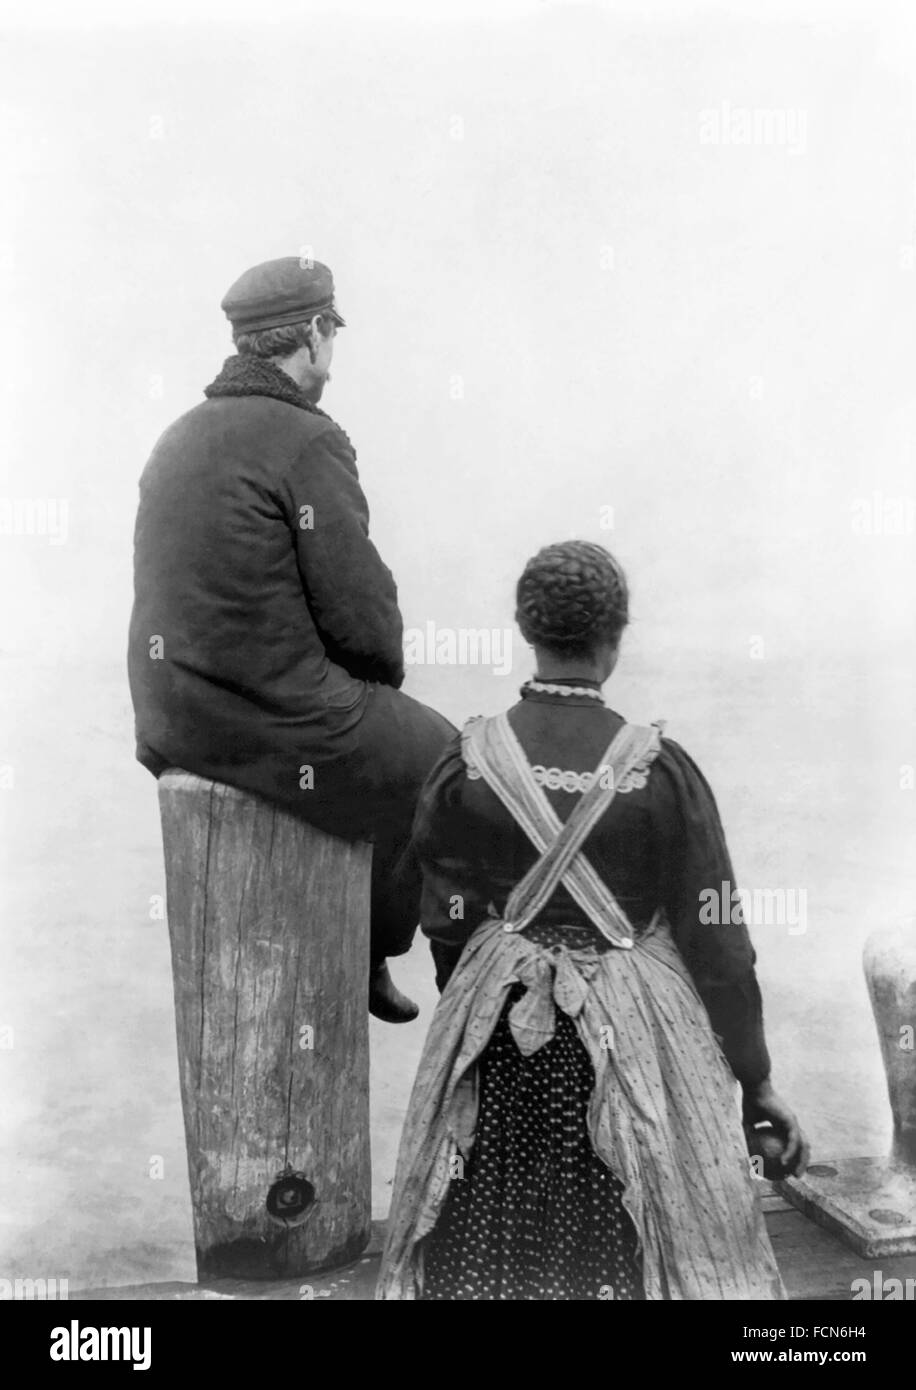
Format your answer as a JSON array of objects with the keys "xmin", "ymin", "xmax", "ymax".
[{"xmin": 128, "ymin": 361, "xmax": 405, "ymax": 806}]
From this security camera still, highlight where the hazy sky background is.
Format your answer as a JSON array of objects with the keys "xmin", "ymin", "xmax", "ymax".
[{"xmin": 2, "ymin": 0, "xmax": 915, "ymax": 1286}]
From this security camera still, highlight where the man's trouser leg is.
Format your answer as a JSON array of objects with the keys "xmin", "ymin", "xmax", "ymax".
[{"xmin": 352, "ymin": 685, "xmax": 455, "ymax": 968}]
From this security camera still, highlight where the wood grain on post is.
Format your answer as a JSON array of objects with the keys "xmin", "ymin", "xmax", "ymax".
[{"xmin": 158, "ymin": 770, "xmax": 372, "ymax": 1280}]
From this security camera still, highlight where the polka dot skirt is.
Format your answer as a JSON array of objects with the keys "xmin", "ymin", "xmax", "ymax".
[{"xmin": 420, "ymin": 980, "xmax": 645, "ymax": 1301}]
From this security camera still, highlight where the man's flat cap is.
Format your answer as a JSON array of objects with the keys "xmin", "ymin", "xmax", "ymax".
[{"xmin": 221, "ymin": 257, "xmax": 346, "ymax": 334}]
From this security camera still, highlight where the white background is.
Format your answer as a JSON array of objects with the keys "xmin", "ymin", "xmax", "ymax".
[{"xmin": 1, "ymin": 0, "xmax": 915, "ymax": 1287}]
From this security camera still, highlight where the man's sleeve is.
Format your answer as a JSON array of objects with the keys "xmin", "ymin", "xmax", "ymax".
[{"xmin": 283, "ymin": 425, "xmax": 405, "ymax": 687}]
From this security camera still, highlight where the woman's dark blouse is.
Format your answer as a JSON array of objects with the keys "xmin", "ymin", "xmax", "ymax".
[{"xmin": 412, "ymin": 686, "xmax": 771, "ymax": 1089}]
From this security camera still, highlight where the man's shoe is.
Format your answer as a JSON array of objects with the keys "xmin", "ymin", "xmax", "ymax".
[{"xmin": 369, "ymin": 962, "xmax": 419, "ymax": 1023}]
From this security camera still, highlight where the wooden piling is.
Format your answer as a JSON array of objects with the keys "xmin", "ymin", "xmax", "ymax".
[{"xmin": 157, "ymin": 770, "xmax": 372, "ymax": 1280}]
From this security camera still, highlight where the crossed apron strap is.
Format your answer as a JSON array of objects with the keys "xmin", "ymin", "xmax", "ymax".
[{"xmin": 463, "ymin": 711, "xmax": 663, "ymax": 948}]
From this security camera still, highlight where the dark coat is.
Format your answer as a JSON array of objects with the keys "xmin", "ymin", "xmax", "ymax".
[{"xmin": 128, "ymin": 354, "xmax": 412, "ymax": 826}]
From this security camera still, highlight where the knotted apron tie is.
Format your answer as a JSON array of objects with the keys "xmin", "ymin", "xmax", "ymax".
[{"xmin": 507, "ymin": 947, "xmax": 602, "ymax": 1056}]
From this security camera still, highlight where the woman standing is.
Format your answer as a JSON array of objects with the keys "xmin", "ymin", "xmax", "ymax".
[{"xmin": 378, "ymin": 540, "xmax": 807, "ymax": 1300}]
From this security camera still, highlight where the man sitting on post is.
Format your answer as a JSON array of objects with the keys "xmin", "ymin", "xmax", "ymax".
[{"xmin": 128, "ymin": 255, "xmax": 454, "ymax": 1022}]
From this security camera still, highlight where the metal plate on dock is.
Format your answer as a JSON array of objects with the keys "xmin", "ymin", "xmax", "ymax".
[{"xmin": 780, "ymin": 1157, "xmax": 916, "ymax": 1258}]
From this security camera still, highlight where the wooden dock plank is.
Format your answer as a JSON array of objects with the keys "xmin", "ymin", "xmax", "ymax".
[
  {"xmin": 73, "ymin": 1209, "xmax": 916, "ymax": 1300},
  {"xmin": 766, "ymin": 1207, "xmax": 916, "ymax": 1301}
]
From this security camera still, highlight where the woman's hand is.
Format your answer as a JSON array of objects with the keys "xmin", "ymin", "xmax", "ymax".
[{"xmin": 742, "ymin": 1078, "xmax": 810, "ymax": 1177}]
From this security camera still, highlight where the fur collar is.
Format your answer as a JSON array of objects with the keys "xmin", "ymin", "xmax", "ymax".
[{"xmin": 204, "ymin": 354, "xmax": 331, "ymax": 418}]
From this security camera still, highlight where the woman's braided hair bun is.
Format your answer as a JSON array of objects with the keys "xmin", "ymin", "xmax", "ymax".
[{"xmin": 515, "ymin": 540, "xmax": 629, "ymax": 656}]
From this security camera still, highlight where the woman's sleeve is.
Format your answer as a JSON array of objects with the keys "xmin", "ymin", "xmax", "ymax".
[
  {"xmin": 656, "ymin": 739, "xmax": 772, "ymax": 1089},
  {"xmin": 411, "ymin": 733, "xmax": 496, "ymax": 990}
]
